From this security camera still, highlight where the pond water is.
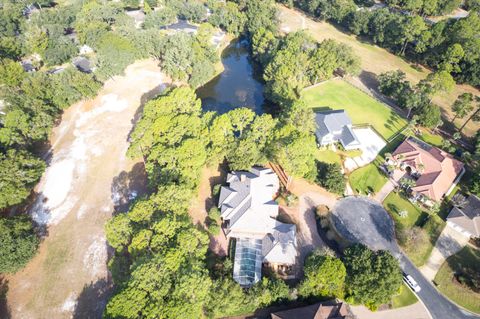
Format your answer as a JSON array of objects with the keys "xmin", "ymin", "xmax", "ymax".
[{"xmin": 196, "ymin": 39, "xmax": 265, "ymax": 114}]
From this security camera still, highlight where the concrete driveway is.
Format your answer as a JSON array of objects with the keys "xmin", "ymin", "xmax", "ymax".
[
  {"xmin": 344, "ymin": 127, "xmax": 386, "ymax": 172},
  {"xmin": 420, "ymin": 225, "xmax": 470, "ymax": 281}
]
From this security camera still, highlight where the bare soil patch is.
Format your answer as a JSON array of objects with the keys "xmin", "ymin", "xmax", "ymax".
[
  {"xmin": 4, "ymin": 60, "xmax": 169, "ymax": 319},
  {"xmin": 278, "ymin": 5, "xmax": 480, "ymax": 136},
  {"xmin": 189, "ymin": 165, "xmax": 229, "ymax": 256}
]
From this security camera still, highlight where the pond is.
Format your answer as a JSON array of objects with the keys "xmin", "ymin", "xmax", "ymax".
[{"xmin": 196, "ymin": 38, "xmax": 265, "ymax": 114}]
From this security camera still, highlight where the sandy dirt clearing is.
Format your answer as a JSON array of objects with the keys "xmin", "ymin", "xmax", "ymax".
[
  {"xmin": 189, "ymin": 165, "xmax": 229, "ymax": 256},
  {"xmin": 4, "ymin": 59, "xmax": 169, "ymax": 319},
  {"xmin": 278, "ymin": 5, "xmax": 480, "ymax": 137}
]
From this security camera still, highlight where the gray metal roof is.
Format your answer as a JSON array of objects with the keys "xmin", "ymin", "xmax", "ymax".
[
  {"xmin": 341, "ymin": 126, "xmax": 359, "ymax": 147},
  {"xmin": 315, "ymin": 110, "xmax": 359, "ymax": 147}
]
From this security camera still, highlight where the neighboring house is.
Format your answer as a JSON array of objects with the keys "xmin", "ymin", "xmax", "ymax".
[
  {"xmin": 447, "ymin": 195, "xmax": 480, "ymax": 238},
  {"xmin": 20, "ymin": 60, "xmax": 36, "ymax": 73},
  {"xmin": 72, "ymin": 57, "xmax": 94, "ymax": 73},
  {"xmin": 161, "ymin": 20, "xmax": 198, "ymax": 34},
  {"xmin": 391, "ymin": 137, "xmax": 465, "ymax": 204},
  {"xmin": 218, "ymin": 167, "xmax": 298, "ymax": 287},
  {"xmin": 125, "ymin": 9, "xmax": 146, "ymax": 29},
  {"xmin": 271, "ymin": 300, "xmax": 354, "ymax": 319},
  {"xmin": 314, "ymin": 110, "xmax": 361, "ymax": 150}
]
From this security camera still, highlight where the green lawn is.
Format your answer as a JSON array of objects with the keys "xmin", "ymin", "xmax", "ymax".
[
  {"xmin": 392, "ymin": 283, "xmax": 418, "ymax": 309},
  {"xmin": 383, "ymin": 192, "xmax": 445, "ymax": 266},
  {"xmin": 435, "ymin": 246, "xmax": 480, "ymax": 314},
  {"xmin": 384, "ymin": 192, "xmax": 428, "ymax": 228},
  {"xmin": 418, "ymin": 129, "xmax": 444, "ymax": 148},
  {"xmin": 316, "ymin": 149, "xmax": 342, "ymax": 164},
  {"xmin": 348, "ymin": 159, "xmax": 387, "ymax": 195},
  {"xmin": 302, "ymin": 79, "xmax": 407, "ymax": 140}
]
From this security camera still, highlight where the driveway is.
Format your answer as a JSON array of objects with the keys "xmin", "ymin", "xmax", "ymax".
[
  {"xmin": 351, "ymin": 302, "xmax": 430, "ymax": 319},
  {"xmin": 374, "ymin": 169, "xmax": 404, "ymax": 203},
  {"xmin": 344, "ymin": 127, "xmax": 386, "ymax": 172},
  {"xmin": 281, "ymin": 191, "xmax": 336, "ymax": 272},
  {"xmin": 331, "ymin": 197, "xmax": 399, "ymax": 253},
  {"xmin": 420, "ymin": 225, "xmax": 470, "ymax": 281}
]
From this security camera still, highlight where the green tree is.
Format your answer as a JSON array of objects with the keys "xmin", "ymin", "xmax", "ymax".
[
  {"xmin": 0, "ymin": 58, "xmax": 26, "ymax": 88},
  {"xmin": 226, "ymin": 111, "xmax": 277, "ymax": 170},
  {"xmin": 208, "ymin": 1, "xmax": 246, "ymax": 36},
  {"xmin": 96, "ymin": 32, "xmax": 138, "ymax": 79},
  {"xmin": 0, "ymin": 150, "xmax": 46, "ymax": 209},
  {"xmin": 452, "ymin": 93, "xmax": 474, "ymax": 122},
  {"xmin": 299, "ymin": 252, "xmax": 346, "ymax": 298},
  {"xmin": 143, "ymin": 7, "xmax": 176, "ymax": 29},
  {"xmin": 417, "ymin": 103, "xmax": 442, "ymax": 128},
  {"xmin": 316, "ymin": 162, "xmax": 346, "ymax": 195},
  {"xmin": 44, "ymin": 36, "xmax": 78, "ymax": 66},
  {"xmin": 343, "ymin": 244, "xmax": 402, "ymax": 310},
  {"xmin": 105, "ymin": 213, "xmax": 133, "ymax": 252},
  {"xmin": 243, "ymin": 0, "xmax": 278, "ymax": 33},
  {"xmin": 0, "ymin": 215, "xmax": 39, "ymax": 273}
]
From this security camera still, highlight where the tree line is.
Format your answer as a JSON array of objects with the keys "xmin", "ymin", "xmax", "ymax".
[
  {"xmin": 104, "ymin": 0, "xmax": 380, "ymax": 317},
  {"xmin": 0, "ymin": 0, "xmax": 225, "ymax": 273},
  {"xmin": 278, "ymin": 0, "xmax": 480, "ymax": 87}
]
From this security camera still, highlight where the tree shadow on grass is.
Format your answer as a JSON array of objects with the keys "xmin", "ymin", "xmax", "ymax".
[{"xmin": 72, "ymin": 278, "xmax": 112, "ymax": 319}]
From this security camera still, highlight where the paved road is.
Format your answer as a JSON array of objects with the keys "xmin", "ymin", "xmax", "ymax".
[
  {"xmin": 399, "ymin": 254, "xmax": 480, "ymax": 319},
  {"xmin": 331, "ymin": 196, "xmax": 480, "ymax": 319}
]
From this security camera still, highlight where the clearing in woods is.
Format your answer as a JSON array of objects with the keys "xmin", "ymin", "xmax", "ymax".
[{"xmin": 4, "ymin": 60, "xmax": 169, "ymax": 319}]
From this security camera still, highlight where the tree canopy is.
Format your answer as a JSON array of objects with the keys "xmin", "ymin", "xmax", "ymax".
[{"xmin": 343, "ymin": 244, "xmax": 402, "ymax": 310}]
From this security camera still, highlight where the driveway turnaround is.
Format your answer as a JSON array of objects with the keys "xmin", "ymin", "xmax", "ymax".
[
  {"xmin": 330, "ymin": 196, "xmax": 480, "ymax": 319},
  {"xmin": 344, "ymin": 124, "xmax": 386, "ymax": 172},
  {"xmin": 420, "ymin": 225, "xmax": 470, "ymax": 281},
  {"xmin": 331, "ymin": 196, "xmax": 398, "ymax": 253}
]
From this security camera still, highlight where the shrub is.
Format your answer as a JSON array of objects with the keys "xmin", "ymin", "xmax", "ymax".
[
  {"xmin": 316, "ymin": 161, "xmax": 346, "ymax": 195},
  {"xmin": 208, "ymin": 223, "xmax": 221, "ymax": 236},
  {"xmin": 212, "ymin": 183, "xmax": 222, "ymax": 198},
  {"xmin": 208, "ymin": 206, "xmax": 221, "ymax": 221}
]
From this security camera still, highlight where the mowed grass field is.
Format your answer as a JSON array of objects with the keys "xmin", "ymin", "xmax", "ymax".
[
  {"xmin": 279, "ymin": 5, "xmax": 480, "ymax": 136},
  {"xmin": 302, "ymin": 79, "xmax": 407, "ymax": 140}
]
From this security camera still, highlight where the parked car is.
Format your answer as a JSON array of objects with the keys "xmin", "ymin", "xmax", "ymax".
[{"xmin": 403, "ymin": 273, "xmax": 421, "ymax": 292}]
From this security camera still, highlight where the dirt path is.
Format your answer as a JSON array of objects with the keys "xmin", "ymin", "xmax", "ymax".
[
  {"xmin": 281, "ymin": 178, "xmax": 338, "ymax": 271},
  {"xmin": 277, "ymin": 5, "xmax": 480, "ymax": 137},
  {"xmin": 189, "ymin": 165, "xmax": 229, "ymax": 256},
  {"xmin": 5, "ymin": 60, "xmax": 169, "ymax": 319}
]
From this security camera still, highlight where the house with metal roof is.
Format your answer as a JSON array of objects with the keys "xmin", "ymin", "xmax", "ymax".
[
  {"xmin": 218, "ymin": 167, "xmax": 297, "ymax": 287},
  {"xmin": 447, "ymin": 195, "xmax": 480, "ymax": 238},
  {"xmin": 314, "ymin": 110, "xmax": 361, "ymax": 150}
]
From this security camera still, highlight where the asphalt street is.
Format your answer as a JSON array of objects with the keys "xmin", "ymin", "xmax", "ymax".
[
  {"xmin": 331, "ymin": 196, "xmax": 480, "ymax": 319},
  {"xmin": 399, "ymin": 254, "xmax": 480, "ymax": 319}
]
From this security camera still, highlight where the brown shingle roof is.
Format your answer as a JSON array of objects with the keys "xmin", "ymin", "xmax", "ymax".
[
  {"xmin": 271, "ymin": 300, "xmax": 353, "ymax": 319},
  {"xmin": 392, "ymin": 137, "xmax": 464, "ymax": 201}
]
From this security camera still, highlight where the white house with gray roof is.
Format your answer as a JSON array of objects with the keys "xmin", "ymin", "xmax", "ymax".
[
  {"xmin": 315, "ymin": 110, "xmax": 361, "ymax": 150},
  {"xmin": 218, "ymin": 167, "xmax": 297, "ymax": 287}
]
